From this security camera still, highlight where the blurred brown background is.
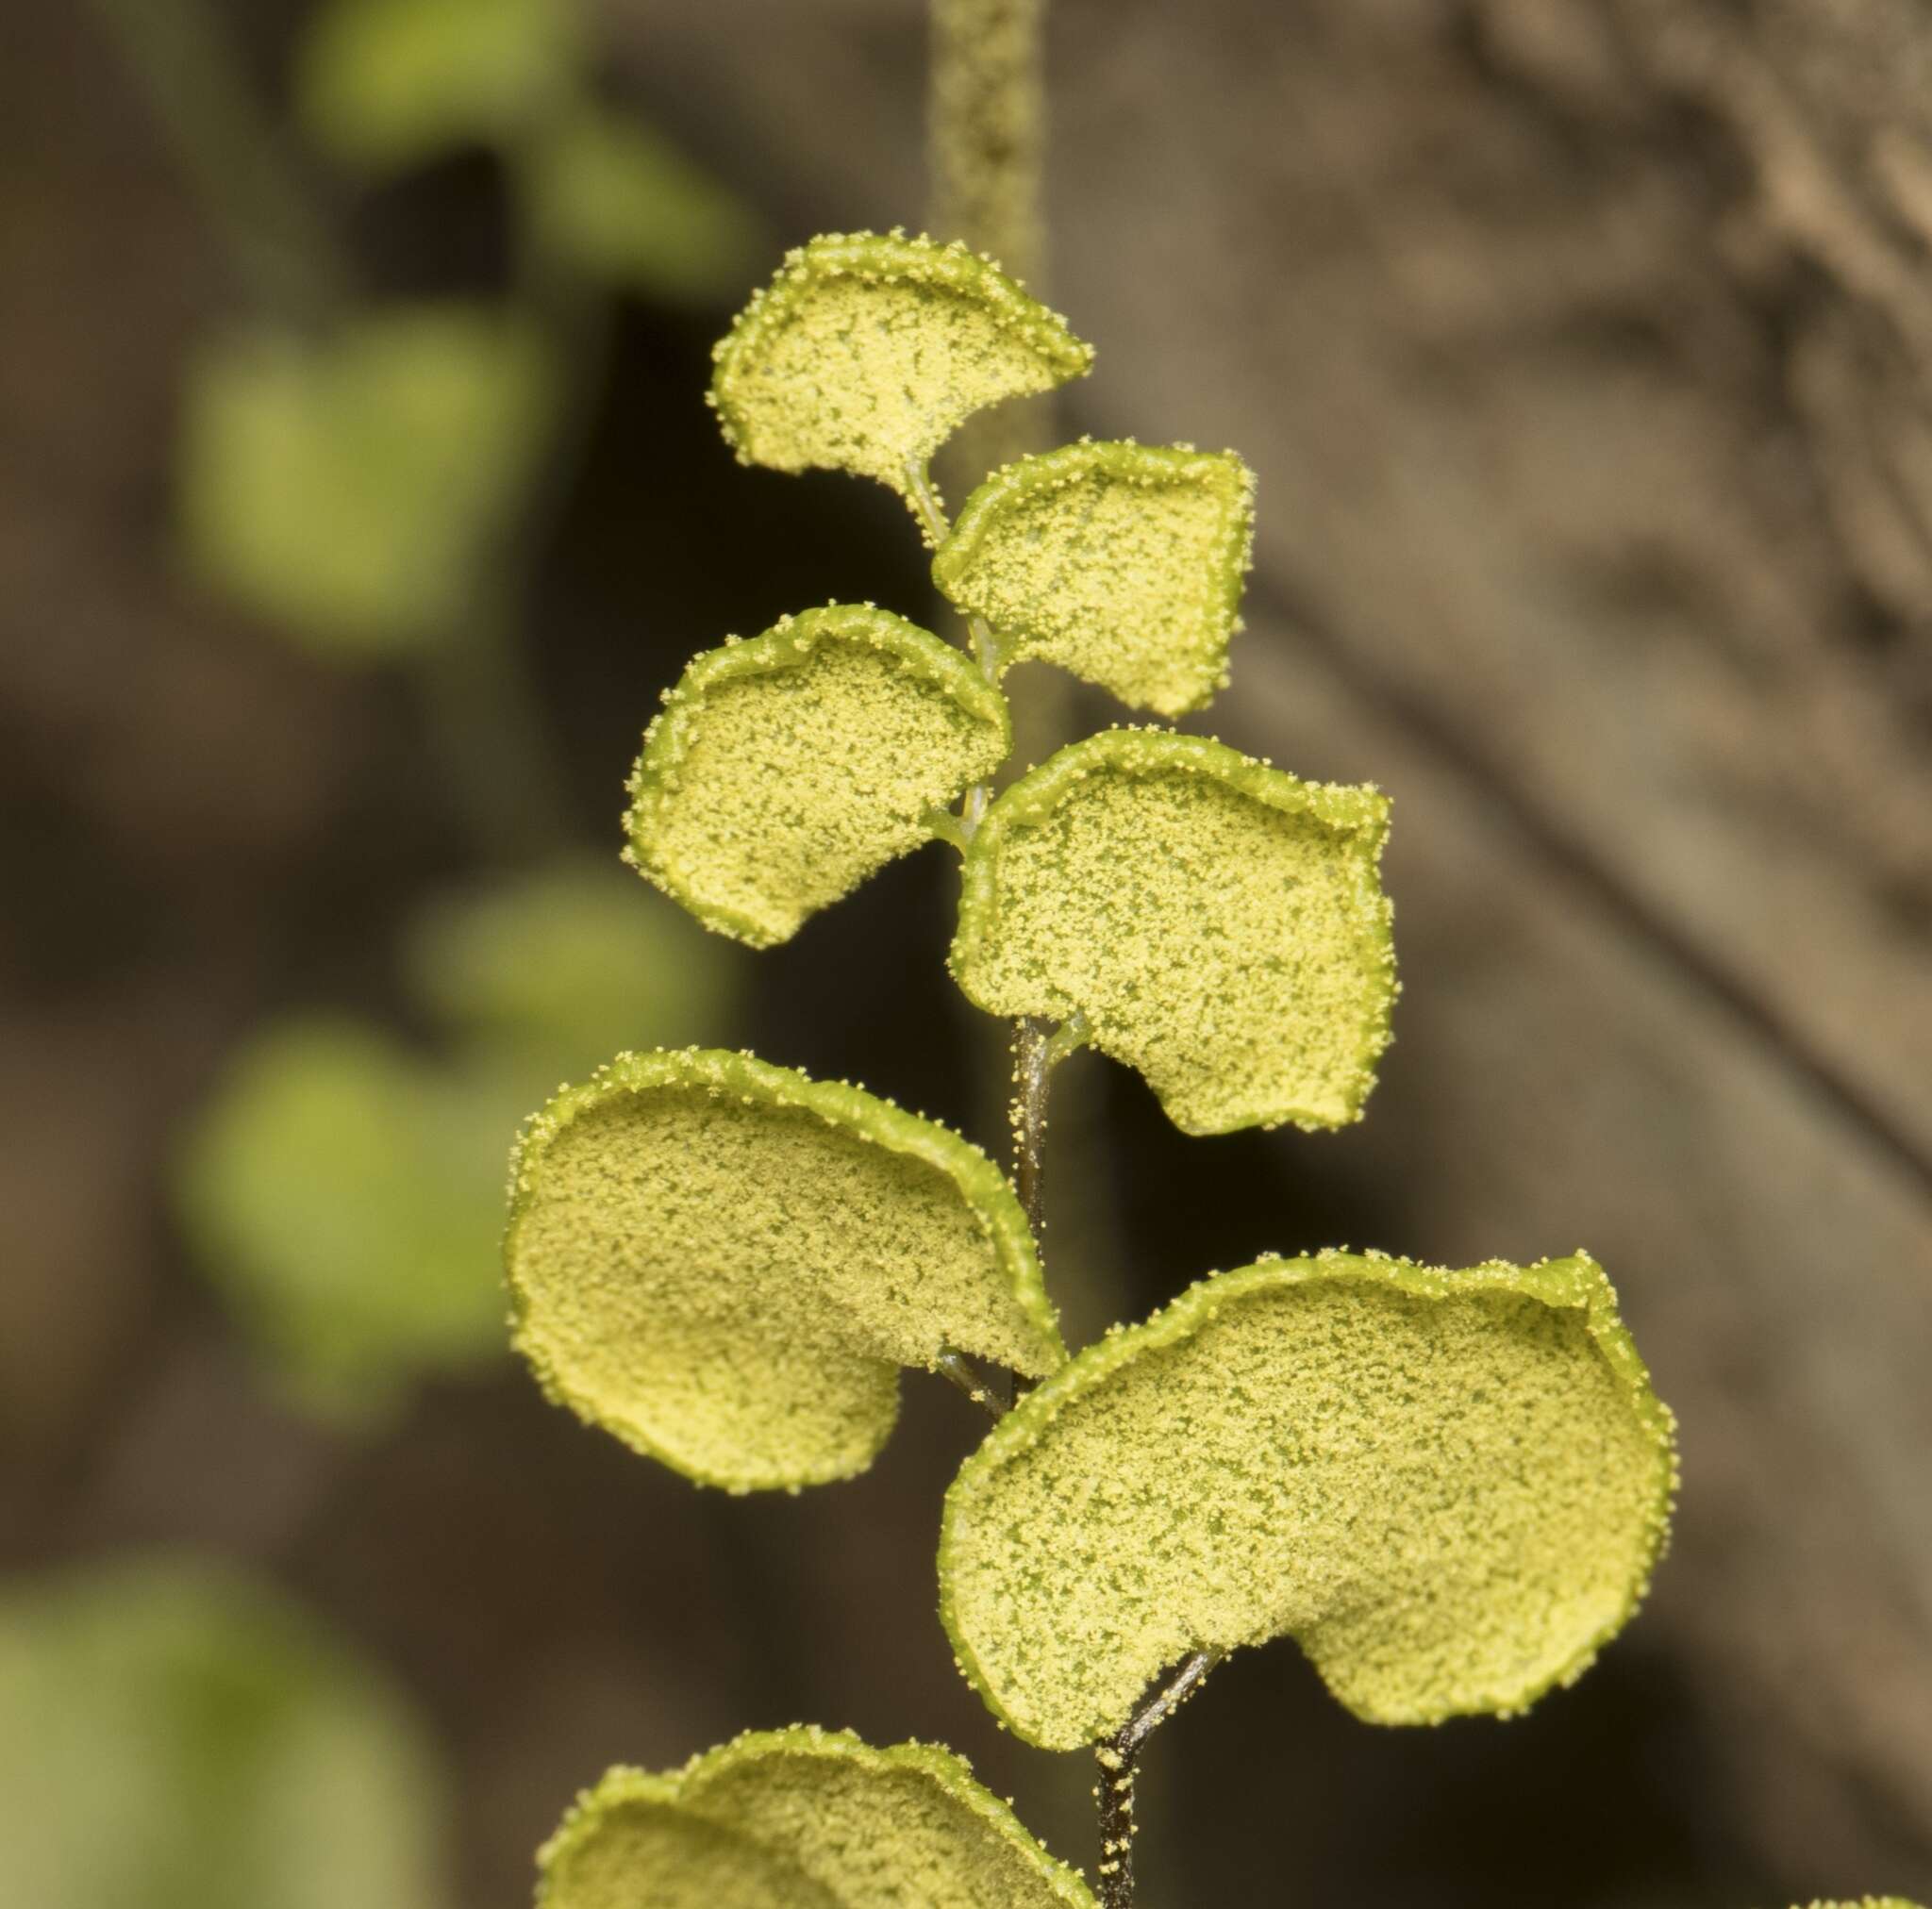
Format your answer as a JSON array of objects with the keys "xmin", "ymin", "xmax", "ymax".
[{"xmin": 3, "ymin": 1, "xmax": 1930, "ymax": 1905}]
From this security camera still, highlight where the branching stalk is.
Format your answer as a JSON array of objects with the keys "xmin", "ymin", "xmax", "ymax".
[
  {"xmin": 905, "ymin": 457, "xmax": 1005, "ymax": 721},
  {"xmin": 937, "ymin": 1015, "xmax": 1083, "ymax": 1425},
  {"xmin": 924, "ymin": 805, "xmax": 973, "ymax": 854},
  {"xmin": 1094, "ymin": 1648, "xmax": 1225, "ymax": 1908},
  {"xmin": 924, "ymin": 0, "xmax": 1065, "ymax": 1567},
  {"xmin": 907, "ymin": 450, "xmax": 1026, "ymax": 1408},
  {"xmin": 934, "ymin": 28, "xmax": 1176, "ymax": 1882}
]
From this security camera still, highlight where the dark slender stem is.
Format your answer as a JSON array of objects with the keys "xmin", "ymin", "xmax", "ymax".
[
  {"xmin": 1012, "ymin": 1010, "xmax": 1091, "ymax": 1234},
  {"xmin": 417, "ymin": 270, "xmax": 611, "ymax": 862},
  {"xmin": 1093, "ymin": 1741, "xmax": 1137, "ymax": 1909},
  {"xmin": 904, "ymin": 458, "xmax": 1001, "ymax": 834},
  {"xmin": 1093, "ymin": 1648, "xmax": 1224, "ymax": 1908},
  {"xmin": 991, "ymin": 1015, "xmax": 1056, "ymax": 1417},
  {"xmin": 1118, "ymin": 1646, "xmax": 1224, "ymax": 1756},
  {"xmin": 934, "ymin": 1348, "xmax": 1008, "ymax": 1421},
  {"xmin": 86, "ymin": 0, "xmax": 353, "ymax": 321},
  {"xmin": 1012, "ymin": 1014, "xmax": 1083, "ymax": 1214},
  {"xmin": 1012, "ymin": 1016, "xmax": 1052, "ymax": 1238}
]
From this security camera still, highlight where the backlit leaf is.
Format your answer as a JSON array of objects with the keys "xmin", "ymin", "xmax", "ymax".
[
  {"xmin": 950, "ymin": 729, "xmax": 1395, "ymax": 1135},
  {"xmin": 0, "ymin": 1555, "xmax": 450, "ymax": 1909},
  {"xmin": 526, "ymin": 108, "xmax": 763, "ymax": 305},
  {"xmin": 298, "ymin": 0, "xmax": 577, "ymax": 173},
  {"xmin": 179, "ymin": 308, "xmax": 554, "ymax": 656},
  {"xmin": 1793, "ymin": 1901, "xmax": 1925, "ymax": 1907},
  {"xmin": 940, "ymin": 1250, "xmax": 1677, "ymax": 1750},
  {"xmin": 625, "ymin": 605, "xmax": 1009, "ymax": 948},
  {"xmin": 538, "ymin": 1726, "xmax": 1093, "ymax": 1908},
  {"xmin": 505, "ymin": 1048, "xmax": 1063, "ymax": 1491},
  {"xmin": 176, "ymin": 1017, "xmax": 512, "ymax": 1419},
  {"xmin": 933, "ymin": 441, "xmax": 1256, "ymax": 717},
  {"xmin": 709, "ymin": 232, "xmax": 1092, "ymax": 515}
]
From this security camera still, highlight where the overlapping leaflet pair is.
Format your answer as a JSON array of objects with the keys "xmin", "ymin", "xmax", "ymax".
[
  {"xmin": 509, "ymin": 232, "xmax": 1679, "ymax": 1901},
  {"xmin": 533, "ymin": 1718, "xmax": 1920, "ymax": 1909},
  {"xmin": 508, "ymin": 1047, "xmax": 1674, "ymax": 1745}
]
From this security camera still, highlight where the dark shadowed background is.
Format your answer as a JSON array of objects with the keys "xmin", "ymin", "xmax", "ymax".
[{"xmin": 3, "ymin": 2, "xmax": 1929, "ymax": 1905}]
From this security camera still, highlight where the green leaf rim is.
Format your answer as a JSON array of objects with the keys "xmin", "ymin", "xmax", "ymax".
[
  {"xmin": 505, "ymin": 1046, "xmax": 1063, "ymax": 1488},
  {"xmin": 949, "ymin": 727, "xmax": 1396, "ymax": 1132},
  {"xmin": 624, "ymin": 604, "xmax": 1012, "ymax": 947},
  {"xmin": 537, "ymin": 1725, "xmax": 1095, "ymax": 1908},
  {"xmin": 1793, "ymin": 1900, "xmax": 1926, "ymax": 1907},
  {"xmin": 931, "ymin": 440, "xmax": 1257, "ymax": 715},
  {"xmin": 938, "ymin": 1248, "xmax": 1679, "ymax": 1743},
  {"xmin": 708, "ymin": 231, "xmax": 1094, "ymax": 475}
]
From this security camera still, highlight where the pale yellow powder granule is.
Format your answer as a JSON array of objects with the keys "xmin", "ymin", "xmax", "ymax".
[
  {"xmin": 625, "ymin": 605, "xmax": 1009, "ymax": 948},
  {"xmin": 933, "ymin": 441, "xmax": 1256, "ymax": 717},
  {"xmin": 951, "ymin": 729, "xmax": 1395, "ymax": 1135},
  {"xmin": 709, "ymin": 232, "xmax": 1092, "ymax": 506},
  {"xmin": 506, "ymin": 1049, "xmax": 1061, "ymax": 1492},
  {"xmin": 539, "ymin": 1728, "xmax": 1095, "ymax": 1909},
  {"xmin": 940, "ymin": 1251, "xmax": 1677, "ymax": 1751}
]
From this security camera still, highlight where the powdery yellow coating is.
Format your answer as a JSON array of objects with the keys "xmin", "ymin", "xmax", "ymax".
[
  {"xmin": 708, "ymin": 232, "xmax": 1092, "ymax": 511},
  {"xmin": 506, "ymin": 1049, "xmax": 1063, "ymax": 1492},
  {"xmin": 538, "ymin": 1727, "xmax": 1095, "ymax": 1909},
  {"xmin": 625, "ymin": 606, "xmax": 1010, "ymax": 948},
  {"xmin": 932, "ymin": 441, "xmax": 1256, "ymax": 717},
  {"xmin": 951, "ymin": 730, "xmax": 1396, "ymax": 1135},
  {"xmin": 940, "ymin": 1251, "xmax": 1677, "ymax": 1750}
]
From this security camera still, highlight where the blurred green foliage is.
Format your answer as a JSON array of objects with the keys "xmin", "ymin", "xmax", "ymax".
[
  {"xmin": 177, "ymin": 308, "xmax": 555, "ymax": 657},
  {"xmin": 405, "ymin": 857, "xmax": 741, "ymax": 1077},
  {"xmin": 525, "ymin": 107, "xmax": 764, "ymax": 303},
  {"xmin": 178, "ymin": 863, "xmax": 741, "ymax": 1419},
  {"xmin": 180, "ymin": 0, "xmax": 760, "ymax": 659},
  {"xmin": 0, "ymin": 1555, "xmax": 451, "ymax": 1909},
  {"xmin": 51, "ymin": 0, "xmax": 768, "ymax": 1901},
  {"xmin": 170, "ymin": 0, "xmax": 762, "ymax": 1417},
  {"xmin": 297, "ymin": 0, "xmax": 578, "ymax": 173},
  {"xmin": 177, "ymin": 1017, "xmax": 515, "ymax": 1418}
]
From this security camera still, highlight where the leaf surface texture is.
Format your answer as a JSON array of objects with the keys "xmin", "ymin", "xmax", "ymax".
[
  {"xmin": 951, "ymin": 730, "xmax": 1395, "ymax": 1133},
  {"xmin": 710, "ymin": 232, "xmax": 1091, "ymax": 506},
  {"xmin": 941, "ymin": 1251, "xmax": 1677, "ymax": 1748},
  {"xmin": 625, "ymin": 605, "xmax": 1009, "ymax": 947},
  {"xmin": 506, "ymin": 1049, "xmax": 1062, "ymax": 1490},
  {"xmin": 934, "ymin": 441, "xmax": 1255, "ymax": 716},
  {"xmin": 539, "ymin": 1727, "xmax": 1093, "ymax": 1908}
]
